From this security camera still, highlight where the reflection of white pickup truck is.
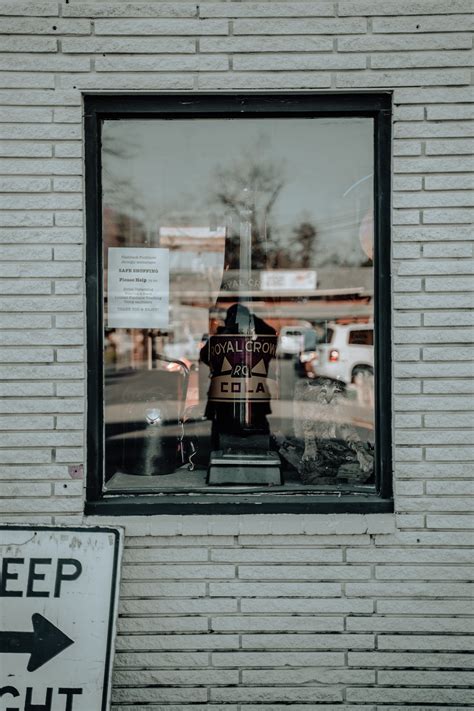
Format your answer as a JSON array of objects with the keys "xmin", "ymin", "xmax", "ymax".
[
  {"xmin": 309, "ymin": 322, "xmax": 374, "ymax": 386},
  {"xmin": 278, "ymin": 326, "xmax": 313, "ymax": 357}
]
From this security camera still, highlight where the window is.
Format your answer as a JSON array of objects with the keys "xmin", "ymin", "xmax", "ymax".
[{"xmin": 85, "ymin": 94, "xmax": 392, "ymax": 514}]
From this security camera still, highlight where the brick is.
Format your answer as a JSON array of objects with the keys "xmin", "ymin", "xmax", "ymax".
[
  {"xmin": 347, "ymin": 688, "xmax": 472, "ymax": 704},
  {"xmin": 233, "ymin": 55, "xmax": 366, "ymax": 70},
  {"xmin": 425, "ymin": 174, "xmax": 474, "ymax": 190},
  {"xmin": 339, "ymin": 1, "xmax": 472, "ymax": 15},
  {"xmin": 62, "ymin": 37, "xmax": 195, "ymax": 53},
  {"xmin": 0, "ymin": 450, "xmax": 52, "ymax": 464},
  {"xmin": 122, "ymin": 564, "xmax": 235, "ymax": 579},
  {"xmin": 95, "ymin": 19, "xmax": 228, "ymax": 34},
  {"xmin": 338, "ymin": 33, "xmax": 473, "ymax": 51},
  {"xmin": 0, "ymin": 348, "xmax": 53, "ymax": 362},
  {"xmin": 212, "ymin": 651, "xmax": 345, "ymax": 667},
  {"xmin": 392, "ymin": 242, "xmax": 422, "ymax": 257},
  {"xmin": 0, "ymin": 465, "xmax": 67, "ymax": 479},
  {"xmin": 372, "ymin": 15, "xmax": 474, "ymax": 33},
  {"xmin": 199, "ymin": 72, "xmax": 332, "ymax": 89},
  {"xmin": 396, "ymin": 362, "xmax": 474, "ymax": 378},
  {"xmin": 395, "ymin": 191, "xmax": 474, "ymax": 208},
  {"xmin": 233, "ymin": 18, "xmax": 366, "ymax": 34},
  {"xmin": 242, "ymin": 669, "xmax": 375, "ymax": 685},
  {"xmin": 379, "ymin": 670, "xmax": 474, "ymax": 686},
  {"xmin": 54, "ymin": 448, "xmax": 84, "ymax": 462},
  {"xmin": 427, "ymin": 104, "xmax": 474, "ymax": 120},
  {"xmin": 56, "ymin": 382, "xmax": 84, "ymax": 396},
  {"xmin": 393, "ymin": 175, "xmax": 423, "ymax": 191},
  {"xmin": 0, "ymin": 144, "xmax": 53, "ymax": 159},
  {"xmin": 426, "ymin": 138, "xmax": 474, "ymax": 154},
  {"xmin": 425, "ymin": 277, "xmax": 474, "ymax": 292},
  {"xmin": 0, "ymin": 381, "xmax": 53, "ymax": 396},
  {"xmin": 115, "ymin": 634, "xmax": 238, "ymax": 651},
  {"xmin": 426, "ymin": 514, "xmax": 474, "ymax": 528},
  {"xmin": 54, "ymin": 144, "xmax": 83, "ymax": 158},
  {"xmin": 0, "ymin": 73, "xmax": 54, "ymax": 89},
  {"xmin": 395, "ymin": 293, "xmax": 473, "ymax": 309},
  {"xmin": 346, "ymin": 582, "xmax": 473, "ymax": 597},
  {"xmin": 241, "ymin": 598, "xmax": 373, "ymax": 613},
  {"xmin": 377, "ymin": 599, "xmax": 472, "ymax": 614},
  {"xmin": 211, "ymin": 548, "xmax": 342, "ymax": 562},
  {"xmin": 397, "ymin": 120, "xmax": 474, "ymax": 138},
  {"xmin": 211, "ymin": 616, "xmax": 344, "ymax": 632},
  {"xmin": 424, "ymin": 311, "xmax": 474, "ymax": 326},
  {"xmin": 425, "ymin": 447, "xmax": 474, "ymax": 460},
  {"xmin": 0, "ymin": 397, "xmax": 83, "ymax": 413},
  {"xmin": 211, "ymin": 687, "xmax": 343, "ymax": 703},
  {"xmin": 395, "ymin": 395, "xmax": 473, "ymax": 410},
  {"xmin": 399, "ymin": 257, "xmax": 474, "ymax": 273},
  {"xmin": 59, "ymin": 73, "xmax": 193, "ymax": 90},
  {"xmin": 376, "ymin": 564, "xmax": 474, "ymax": 579},
  {"xmin": 423, "ymin": 243, "xmax": 474, "ymax": 259},
  {"xmin": 0, "ymin": 37, "xmax": 57, "ymax": 51},
  {"xmin": 396, "ymin": 462, "xmax": 473, "ymax": 477},
  {"xmin": 0, "ymin": 159, "xmax": 82, "ymax": 175},
  {"xmin": 111, "ymin": 688, "xmax": 207, "ymax": 704},
  {"xmin": 392, "ymin": 209, "xmax": 420, "ymax": 224},
  {"xmin": 0, "ymin": 56, "xmax": 90, "ymax": 72},
  {"xmin": 0, "ymin": 90, "xmax": 80, "ymax": 106},
  {"xmin": 354, "ymin": 644, "xmax": 473, "ymax": 658},
  {"xmin": 54, "ymin": 280, "xmax": 83, "ymax": 295},
  {"xmin": 200, "ymin": 3, "xmax": 335, "ymax": 18},
  {"xmin": 238, "ymin": 565, "xmax": 370, "ymax": 580},
  {"xmin": 201, "ymin": 36, "xmax": 334, "ymax": 52},
  {"xmin": 0, "ymin": 108, "xmax": 53, "ymax": 123},
  {"xmin": 63, "ymin": 3, "xmax": 197, "ymax": 18},
  {"xmin": 117, "ymin": 617, "xmax": 208, "ymax": 633},
  {"xmin": 53, "ymin": 177, "xmax": 83, "ymax": 192},
  {"xmin": 240, "ymin": 634, "xmax": 373, "ymax": 649},
  {"xmin": 373, "ymin": 51, "xmax": 473, "ymax": 69},
  {"xmin": 423, "ymin": 208, "xmax": 474, "ymax": 224},
  {"xmin": 394, "ymin": 156, "xmax": 474, "ymax": 173},
  {"xmin": 96, "ymin": 56, "xmax": 228, "ymax": 71},
  {"xmin": 0, "ymin": 264, "xmax": 81, "ymax": 278},
  {"xmin": 0, "ymin": 19, "xmax": 91, "ymax": 34},
  {"xmin": 0, "ymin": 295, "xmax": 82, "ymax": 312},
  {"xmin": 0, "ymin": 364, "xmax": 83, "ymax": 379},
  {"xmin": 0, "ymin": 279, "xmax": 51, "ymax": 295},
  {"xmin": 209, "ymin": 582, "xmax": 341, "ymax": 597},
  {"xmin": 1, "ymin": 497, "xmax": 82, "ymax": 513},
  {"xmin": 337, "ymin": 69, "xmax": 471, "ymax": 87},
  {"xmin": 348, "ymin": 616, "xmax": 472, "ymax": 633},
  {"xmin": 394, "ymin": 328, "xmax": 473, "ymax": 344},
  {"xmin": 426, "ymin": 479, "xmax": 474, "ymax": 493},
  {"xmin": 393, "ymin": 140, "xmax": 421, "ymax": 156}
]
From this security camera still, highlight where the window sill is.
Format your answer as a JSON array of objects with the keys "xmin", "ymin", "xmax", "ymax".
[{"xmin": 85, "ymin": 492, "xmax": 393, "ymax": 516}]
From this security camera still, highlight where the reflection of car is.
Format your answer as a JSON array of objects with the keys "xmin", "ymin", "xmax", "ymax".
[
  {"xmin": 301, "ymin": 322, "xmax": 374, "ymax": 385},
  {"xmin": 278, "ymin": 326, "xmax": 314, "ymax": 358}
]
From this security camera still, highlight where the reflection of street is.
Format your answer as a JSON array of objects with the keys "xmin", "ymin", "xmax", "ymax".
[{"xmin": 105, "ymin": 359, "xmax": 373, "ymax": 444}]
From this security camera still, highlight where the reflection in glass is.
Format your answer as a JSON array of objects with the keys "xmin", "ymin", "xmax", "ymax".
[{"xmin": 101, "ymin": 118, "xmax": 375, "ymax": 493}]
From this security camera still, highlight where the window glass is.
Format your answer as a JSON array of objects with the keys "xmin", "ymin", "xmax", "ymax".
[
  {"xmin": 101, "ymin": 117, "xmax": 375, "ymax": 493},
  {"xmin": 348, "ymin": 329, "xmax": 374, "ymax": 346}
]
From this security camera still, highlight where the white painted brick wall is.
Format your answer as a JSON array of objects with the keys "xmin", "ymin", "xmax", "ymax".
[{"xmin": 0, "ymin": 0, "xmax": 473, "ymax": 707}]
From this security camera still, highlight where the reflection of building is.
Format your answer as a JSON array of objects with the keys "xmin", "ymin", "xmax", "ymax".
[
  {"xmin": 103, "ymin": 206, "xmax": 147, "ymax": 249},
  {"xmin": 159, "ymin": 225, "xmax": 226, "ymax": 253}
]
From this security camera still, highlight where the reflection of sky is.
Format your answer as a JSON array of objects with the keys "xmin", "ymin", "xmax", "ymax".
[{"xmin": 103, "ymin": 118, "xmax": 373, "ymax": 265}]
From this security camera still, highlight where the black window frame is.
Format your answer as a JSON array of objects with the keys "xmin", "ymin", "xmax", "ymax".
[{"xmin": 84, "ymin": 92, "xmax": 393, "ymax": 516}]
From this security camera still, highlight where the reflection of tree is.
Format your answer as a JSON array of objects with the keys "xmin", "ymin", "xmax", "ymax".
[
  {"xmin": 210, "ymin": 147, "xmax": 285, "ymax": 270},
  {"xmin": 293, "ymin": 221, "xmax": 317, "ymax": 268},
  {"xmin": 102, "ymin": 132, "xmax": 147, "ymax": 242}
]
